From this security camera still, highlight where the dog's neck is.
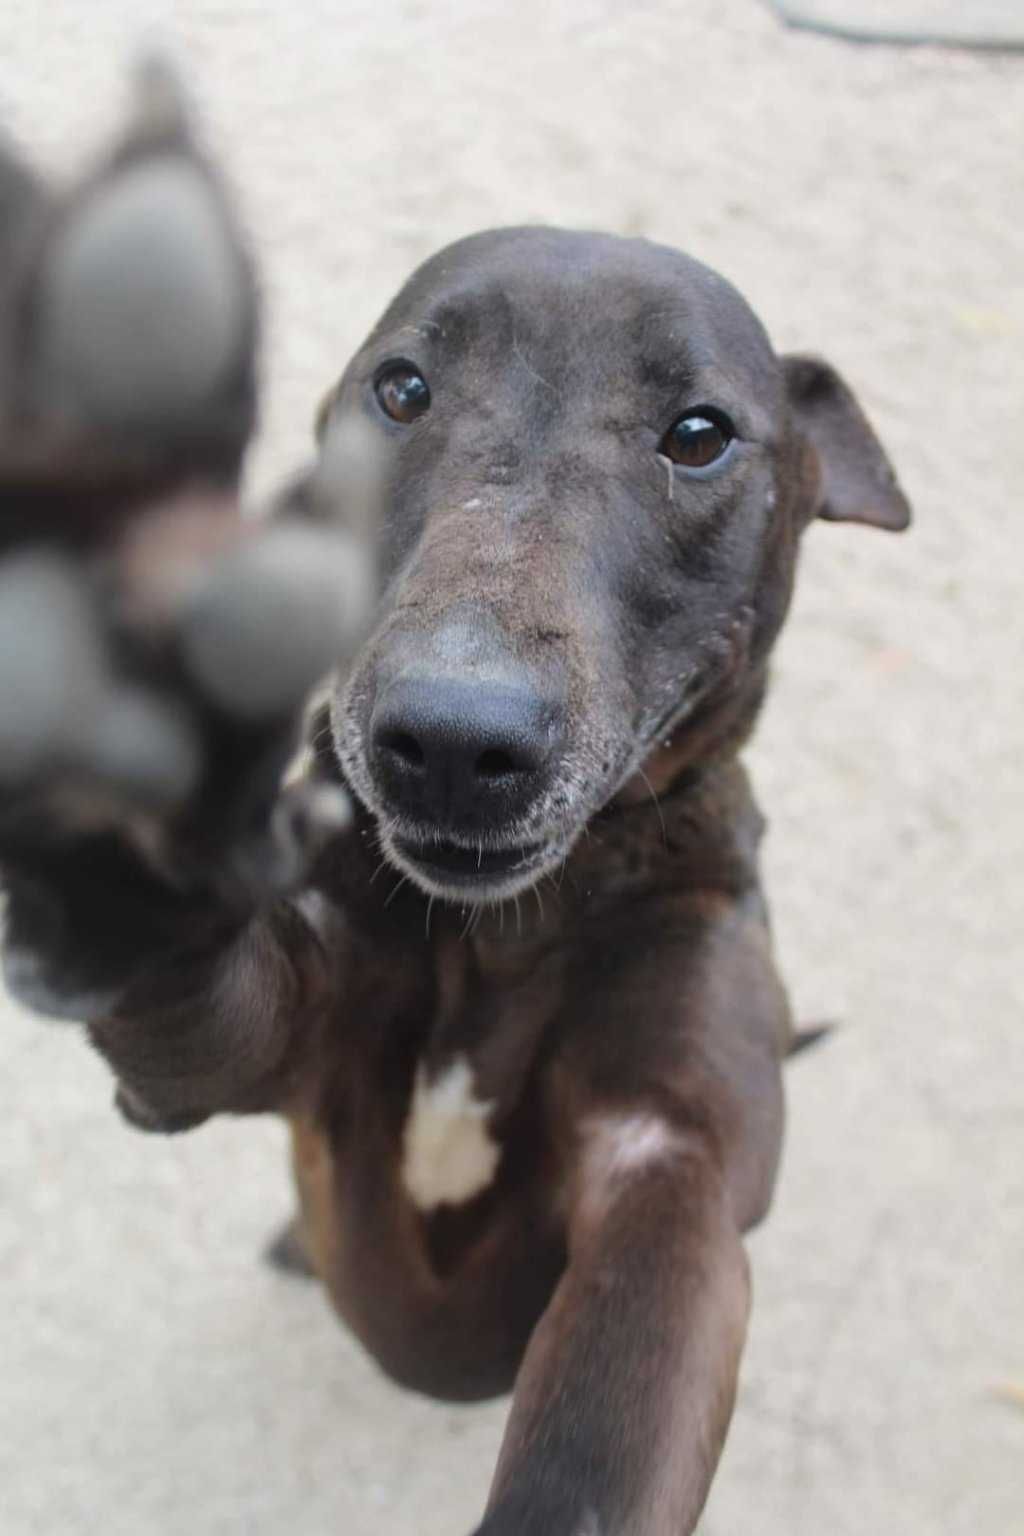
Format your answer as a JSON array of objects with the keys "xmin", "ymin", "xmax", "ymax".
[{"xmin": 389, "ymin": 751, "xmax": 765, "ymax": 1116}]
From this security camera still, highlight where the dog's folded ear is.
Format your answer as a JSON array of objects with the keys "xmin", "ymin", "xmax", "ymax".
[{"xmin": 782, "ymin": 354, "xmax": 911, "ymax": 531}]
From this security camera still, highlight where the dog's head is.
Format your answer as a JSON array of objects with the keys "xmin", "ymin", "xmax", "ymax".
[{"xmin": 319, "ymin": 228, "xmax": 909, "ymax": 903}]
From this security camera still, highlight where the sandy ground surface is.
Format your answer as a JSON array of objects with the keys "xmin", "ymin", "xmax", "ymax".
[{"xmin": 0, "ymin": 3, "xmax": 1021, "ymax": 1533}]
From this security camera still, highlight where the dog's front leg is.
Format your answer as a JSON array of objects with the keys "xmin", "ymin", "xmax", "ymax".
[
  {"xmin": 478, "ymin": 1138, "xmax": 750, "ymax": 1536},
  {"xmin": 477, "ymin": 892, "xmax": 788, "ymax": 1536},
  {"xmin": 0, "ymin": 69, "xmax": 371, "ymax": 1131}
]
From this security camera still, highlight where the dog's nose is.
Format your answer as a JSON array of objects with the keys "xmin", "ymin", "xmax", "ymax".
[{"xmin": 370, "ymin": 675, "xmax": 563, "ymax": 829}]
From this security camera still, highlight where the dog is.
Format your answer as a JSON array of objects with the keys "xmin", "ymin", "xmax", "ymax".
[{"xmin": 0, "ymin": 81, "xmax": 909, "ymax": 1536}]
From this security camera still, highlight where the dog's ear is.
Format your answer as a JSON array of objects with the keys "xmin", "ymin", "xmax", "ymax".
[{"xmin": 782, "ymin": 355, "xmax": 910, "ymax": 531}]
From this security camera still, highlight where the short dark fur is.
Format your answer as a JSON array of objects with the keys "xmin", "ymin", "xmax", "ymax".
[{"xmin": 1, "ymin": 131, "xmax": 909, "ymax": 1535}]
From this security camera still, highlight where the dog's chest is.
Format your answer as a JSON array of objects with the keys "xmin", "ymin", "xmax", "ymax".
[
  {"xmin": 400, "ymin": 1053, "xmax": 500, "ymax": 1211},
  {"xmin": 306, "ymin": 925, "xmax": 567, "ymax": 1397},
  {"xmin": 393, "ymin": 920, "xmax": 564, "ymax": 1213}
]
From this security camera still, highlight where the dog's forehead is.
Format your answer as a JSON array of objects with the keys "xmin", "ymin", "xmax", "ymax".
[{"xmin": 379, "ymin": 228, "xmax": 776, "ymax": 377}]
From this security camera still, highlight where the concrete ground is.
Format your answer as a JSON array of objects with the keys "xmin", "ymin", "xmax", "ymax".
[{"xmin": 0, "ymin": 3, "xmax": 1020, "ymax": 1533}]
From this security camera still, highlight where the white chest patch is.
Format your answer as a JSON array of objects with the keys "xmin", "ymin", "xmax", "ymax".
[{"xmin": 401, "ymin": 1055, "xmax": 501, "ymax": 1212}]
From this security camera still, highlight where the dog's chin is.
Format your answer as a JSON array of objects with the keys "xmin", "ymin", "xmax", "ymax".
[{"xmin": 382, "ymin": 829, "xmax": 564, "ymax": 905}]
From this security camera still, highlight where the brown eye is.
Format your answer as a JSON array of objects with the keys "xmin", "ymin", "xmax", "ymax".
[
  {"xmin": 661, "ymin": 410, "xmax": 733, "ymax": 469},
  {"xmin": 375, "ymin": 363, "xmax": 431, "ymax": 424}
]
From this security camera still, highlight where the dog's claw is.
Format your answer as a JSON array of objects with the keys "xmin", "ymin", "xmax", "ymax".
[{"xmin": 130, "ymin": 53, "xmax": 194, "ymax": 145}]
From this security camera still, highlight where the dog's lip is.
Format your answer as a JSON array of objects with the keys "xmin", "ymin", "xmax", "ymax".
[{"xmin": 392, "ymin": 833, "xmax": 546, "ymax": 881}]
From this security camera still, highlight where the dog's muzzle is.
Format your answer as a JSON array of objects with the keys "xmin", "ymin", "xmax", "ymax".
[{"xmin": 367, "ymin": 672, "xmax": 566, "ymax": 894}]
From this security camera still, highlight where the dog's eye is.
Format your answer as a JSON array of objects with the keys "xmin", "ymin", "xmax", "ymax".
[
  {"xmin": 375, "ymin": 363, "xmax": 431, "ymax": 424},
  {"xmin": 661, "ymin": 410, "xmax": 733, "ymax": 469}
]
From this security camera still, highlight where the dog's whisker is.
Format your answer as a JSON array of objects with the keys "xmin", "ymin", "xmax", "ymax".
[
  {"xmin": 637, "ymin": 768, "xmax": 668, "ymax": 850},
  {"xmin": 383, "ymin": 875, "xmax": 410, "ymax": 908}
]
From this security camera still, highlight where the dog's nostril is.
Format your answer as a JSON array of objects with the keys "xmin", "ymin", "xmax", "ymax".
[
  {"xmin": 370, "ymin": 674, "xmax": 565, "ymax": 825},
  {"xmin": 380, "ymin": 729, "xmax": 425, "ymax": 770},
  {"xmin": 475, "ymin": 747, "xmax": 518, "ymax": 780}
]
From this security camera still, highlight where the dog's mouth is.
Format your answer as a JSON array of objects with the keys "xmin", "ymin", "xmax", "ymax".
[
  {"xmin": 390, "ymin": 832, "xmax": 551, "ymax": 896},
  {"xmin": 334, "ymin": 647, "xmax": 727, "ymax": 907}
]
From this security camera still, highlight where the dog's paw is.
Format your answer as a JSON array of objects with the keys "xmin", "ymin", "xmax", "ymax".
[{"xmin": 0, "ymin": 61, "xmax": 378, "ymax": 898}]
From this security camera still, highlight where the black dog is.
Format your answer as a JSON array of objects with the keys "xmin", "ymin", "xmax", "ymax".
[{"xmin": 0, "ymin": 80, "xmax": 909, "ymax": 1536}]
